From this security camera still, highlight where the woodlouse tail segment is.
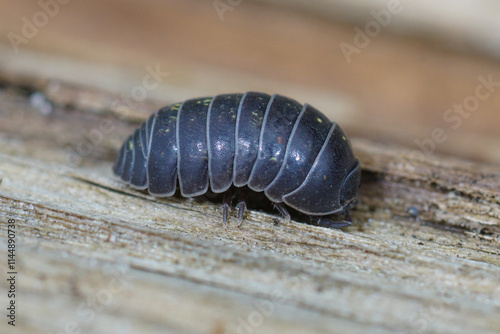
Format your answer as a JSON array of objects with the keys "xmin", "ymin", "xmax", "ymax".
[
  {"xmin": 112, "ymin": 142, "xmax": 125, "ymax": 176},
  {"xmin": 310, "ymin": 209, "xmax": 352, "ymax": 229}
]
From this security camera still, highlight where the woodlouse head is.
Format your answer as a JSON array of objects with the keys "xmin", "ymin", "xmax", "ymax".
[{"xmin": 339, "ymin": 160, "xmax": 361, "ymax": 210}]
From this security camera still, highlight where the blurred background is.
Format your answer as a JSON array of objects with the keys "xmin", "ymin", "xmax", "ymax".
[{"xmin": 1, "ymin": 0, "xmax": 500, "ymax": 165}]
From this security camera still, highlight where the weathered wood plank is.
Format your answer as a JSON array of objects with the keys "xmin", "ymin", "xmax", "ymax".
[
  {"xmin": 6, "ymin": 248, "xmax": 371, "ymax": 334},
  {"xmin": 2, "ymin": 150, "xmax": 500, "ymax": 334}
]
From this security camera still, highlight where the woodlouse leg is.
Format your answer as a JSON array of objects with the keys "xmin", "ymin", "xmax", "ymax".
[
  {"xmin": 273, "ymin": 202, "xmax": 291, "ymax": 223},
  {"xmin": 236, "ymin": 191, "xmax": 247, "ymax": 227},
  {"xmin": 222, "ymin": 190, "xmax": 234, "ymax": 228},
  {"xmin": 310, "ymin": 209, "xmax": 352, "ymax": 229}
]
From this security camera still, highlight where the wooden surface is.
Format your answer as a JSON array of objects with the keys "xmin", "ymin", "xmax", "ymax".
[{"xmin": 0, "ymin": 1, "xmax": 500, "ymax": 333}]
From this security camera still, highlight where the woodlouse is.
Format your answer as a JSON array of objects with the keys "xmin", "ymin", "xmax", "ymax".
[{"xmin": 113, "ymin": 92, "xmax": 361, "ymax": 228}]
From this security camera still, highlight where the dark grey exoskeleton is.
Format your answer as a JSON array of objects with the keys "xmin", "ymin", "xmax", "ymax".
[{"xmin": 113, "ymin": 92, "xmax": 361, "ymax": 228}]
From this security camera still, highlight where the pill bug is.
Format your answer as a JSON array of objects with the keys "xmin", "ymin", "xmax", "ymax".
[{"xmin": 113, "ymin": 92, "xmax": 361, "ymax": 228}]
